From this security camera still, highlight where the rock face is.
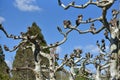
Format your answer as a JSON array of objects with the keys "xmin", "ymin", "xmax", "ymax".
[
  {"xmin": 11, "ymin": 22, "xmax": 49, "ymax": 80},
  {"xmin": 0, "ymin": 45, "xmax": 10, "ymax": 80}
]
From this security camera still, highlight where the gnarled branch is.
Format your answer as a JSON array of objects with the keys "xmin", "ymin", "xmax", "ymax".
[{"xmin": 58, "ymin": 0, "xmax": 114, "ymax": 9}]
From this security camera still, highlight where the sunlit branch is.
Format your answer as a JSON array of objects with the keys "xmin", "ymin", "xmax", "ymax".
[
  {"xmin": 68, "ymin": 25, "xmax": 105, "ymax": 35},
  {"xmin": 4, "ymin": 40, "xmax": 27, "ymax": 52},
  {"xmin": 58, "ymin": 0, "xmax": 114, "ymax": 10},
  {"xmin": 42, "ymin": 27, "xmax": 73, "ymax": 49},
  {"xmin": 0, "ymin": 24, "xmax": 10, "ymax": 37},
  {"xmin": 39, "ymin": 51, "xmax": 50, "ymax": 58},
  {"xmin": 101, "ymin": 8, "xmax": 110, "ymax": 30},
  {"xmin": 58, "ymin": 0, "xmax": 115, "ymax": 34},
  {"xmin": 82, "ymin": 17, "xmax": 102, "ymax": 24},
  {"xmin": 75, "ymin": 16, "xmax": 103, "ymax": 25},
  {"xmin": 96, "ymin": 39, "xmax": 112, "ymax": 58},
  {"xmin": 59, "ymin": 14, "xmax": 105, "ymax": 35},
  {"xmin": 97, "ymin": 0, "xmax": 114, "ymax": 8},
  {"xmin": 58, "ymin": 0, "xmax": 96, "ymax": 9},
  {"xmin": 0, "ymin": 24, "xmax": 28, "ymax": 40},
  {"xmin": 55, "ymin": 59, "xmax": 68, "ymax": 72},
  {"xmin": 91, "ymin": 26, "xmax": 105, "ymax": 34},
  {"xmin": 78, "ymin": 57, "xmax": 90, "ymax": 72},
  {"xmin": 101, "ymin": 62, "xmax": 110, "ymax": 70},
  {"xmin": 70, "ymin": 27, "xmax": 91, "ymax": 34},
  {"xmin": 74, "ymin": 57, "xmax": 84, "ymax": 63}
]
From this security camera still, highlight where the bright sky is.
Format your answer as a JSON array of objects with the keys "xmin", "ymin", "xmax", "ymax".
[{"xmin": 0, "ymin": 0, "xmax": 119, "ymax": 69}]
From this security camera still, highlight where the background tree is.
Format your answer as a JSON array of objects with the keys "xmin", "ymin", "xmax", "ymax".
[
  {"xmin": 0, "ymin": 45, "xmax": 10, "ymax": 80},
  {"xmin": 0, "ymin": 22, "xmax": 91, "ymax": 80},
  {"xmin": 11, "ymin": 22, "xmax": 49, "ymax": 80},
  {"xmin": 58, "ymin": 0, "xmax": 120, "ymax": 80}
]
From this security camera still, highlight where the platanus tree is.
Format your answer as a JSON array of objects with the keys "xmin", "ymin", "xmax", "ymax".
[{"xmin": 58, "ymin": 0, "xmax": 120, "ymax": 80}]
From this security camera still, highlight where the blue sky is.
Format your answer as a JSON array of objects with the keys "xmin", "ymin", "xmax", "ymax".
[{"xmin": 0, "ymin": 0, "xmax": 119, "ymax": 69}]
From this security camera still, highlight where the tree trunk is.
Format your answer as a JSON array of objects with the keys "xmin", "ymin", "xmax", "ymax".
[
  {"xmin": 69, "ymin": 73, "xmax": 74, "ymax": 80},
  {"xmin": 95, "ymin": 66, "xmax": 101, "ymax": 80},
  {"xmin": 109, "ymin": 27, "xmax": 120, "ymax": 79},
  {"xmin": 49, "ymin": 58, "xmax": 56, "ymax": 80},
  {"xmin": 34, "ymin": 61, "xmax": 44, "ymax": 80},
  {"xmin": 39, "ymin": 52, "xmax": 56, "ymax": 80},
  {"xmin": 68, "ymin": 66, "xmax": 76, "ymax": 80},
  {"xmin": 117, "ymin": 41, "xmax": 120, "ymax": 79}
]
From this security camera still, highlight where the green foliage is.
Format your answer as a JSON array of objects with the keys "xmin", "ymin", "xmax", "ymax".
[
  {"xmin": 26, "ymin": 22, "xmax": 47, "ymax": 46},
  {"xmin": 0, "ymin": 73, "xmax": 10, "ymax": 80},
  {"xmin": 0, "ymin": 50, "xmax": 10, "ymax": 80},
  {"xmin": 12, "ymin": 48, "xmax": 35, "ymax": 80}
]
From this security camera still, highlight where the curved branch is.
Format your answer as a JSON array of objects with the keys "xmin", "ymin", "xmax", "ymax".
[
  {"xmin": 55, "ymin": 59, "xmax": 68, "ymax": 72},
  {"xmin": 75, "ymin": 28, "xmax": 91, "ymax": 34},
  {"xmin": 42, "ymin": 28, "xmax": 73, "ymax": 49},
  {"xmin": 0, "ymin": 24, "xmax": 27, "ymax": 40},
  {"xmin": 39, "ymin": 51, "xmax": 50, "ymax": 58},
  {"xmin": 58, "ymin": 0, "xmax": 114, "ymax": 10},
  {"xmin": 4, "ymin": 40, "xmax": 27, "ymax": 52},
  {"xmin": 69, "ymin": 25, "xmax": 105, "ymax": 35},
  {"xmin": 58, "ymin": 0, "xmax": 75, "ymax": 10},
  {"xmin": 58, "ymin": 0, "xmax": 114, "ymax": 33},
  {"xmin": 0, "ymin": 24, "xmax": 12, "ymax": 38},
  {"xmin": 58, "ymin": 0, "xmax": 97, "ymax": 10},
  {"xmin": 78, "ymin": 17, "xmax": 103, "ymax": 24},
  {"xmin": 101, "ymin": 62, "xmax": 110, "ymax": 70},
  {"xmin": 91, "ymin": 26, "xmax": 105, "ymax": 34},
  {"xmin": 97, "ymin": 0, "xmax": 114, "ymax": 8},
  {"xmin": 101, "ymin": 8, "xmax": 110, "ymax": 29}
]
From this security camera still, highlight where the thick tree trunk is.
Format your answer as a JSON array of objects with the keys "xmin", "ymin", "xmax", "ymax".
[
  {"xmin": 117, "ymin": 43, "xmax": 120, "ymax": 79},
  {"xmin": 70, "ymin": 66, "xmax": 76, "ymax": 80},
  {"xmin": 49, "ymin": 58, "xmax": 56, "ymax": 80},
  {"xmin": 69, "ymin": 73, "xmax": 74, "ymax": 80},
  {"xmin": 95, "ymin": 66, "xmax": 101, "ymax": 80},
  {"xmin": 34, "ymin": 61, "xmax": 44, "ymax": 80},
  {"xmin": 118, "ymin": 19, "xmax": 120, "ymax": 79},
  {"xmin": 39, "ymin": 52, "xmax": 56, "ymax": 80},
  {"xmin": 109, "ymin": 27, "xmax": 120, "ymax": 79}
]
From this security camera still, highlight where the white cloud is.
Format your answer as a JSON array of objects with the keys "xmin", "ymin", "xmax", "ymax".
[
  {"xmin": 0, "ymin": 16, "xmax": 5, "ymax": 24},
  {"xmin": 14, "ymin": 0, "xmax": 41, "ymax": 12}
]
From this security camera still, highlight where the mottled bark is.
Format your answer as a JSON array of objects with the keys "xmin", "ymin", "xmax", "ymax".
[
  {"xmin": 109, "ymin": 19, "xmax": 120, "ymax": 79},
  {"xmin": 34, "ymin": 61, "xmax": 44, "ymax": 80},
  {"xmin": 95, "ymin": 65, "xmax": 101, "ymax": 80},
  {"xmin": 49, "ymin": 59, "xmax": 56, "ymax": 80}
]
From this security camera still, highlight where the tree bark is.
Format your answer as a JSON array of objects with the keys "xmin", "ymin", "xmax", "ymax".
[
  {"xmin": 49, "ymin": 58, "xmax": 56, "ymax": 80},
  {"xmin": 109, "ymin": 25, "xmax": 120, "ymax": 79},
  {"xmin": 34, "ymin": 60, "xmax": 44, "ymax": 80}
]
